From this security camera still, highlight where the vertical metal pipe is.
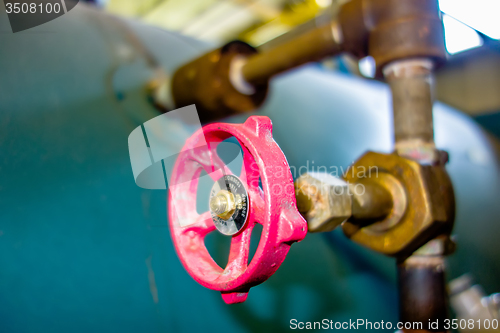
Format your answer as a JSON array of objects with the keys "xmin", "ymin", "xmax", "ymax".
[
  {"xmin": 383, "ymin": 58, "xmax": 437, "ymax": 163},
  {"xmin": 384, "ymin": 59, "xmax": 449, "ymax": 332},
  {"xmin": 398, "ymin": 256, "xmax": 448, "ymax": 332}
]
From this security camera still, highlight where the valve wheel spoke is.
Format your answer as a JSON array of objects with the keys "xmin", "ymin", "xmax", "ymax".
[
  {"xmin": 225, "ymin": 222, "xmax": 255, "ymax": 272},
  {"xmin": 223, "ymin": 149, "xmax": 265, "ymax": 271},
  {"xmin": 181, "ymin": 211, "xmax": 216, "ymax": 236},
  {"xmin": 188, "ymin": 144, "xmax": 233, "ymax": 181}
]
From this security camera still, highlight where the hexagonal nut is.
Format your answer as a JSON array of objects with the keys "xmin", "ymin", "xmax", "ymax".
[
  {"xmin": 294, "ymin": 172, "xmax": 352, "ymax": 232},
  {"xmin": 342, "ymin": 152, "xmax": 455, "ymax": 257}
]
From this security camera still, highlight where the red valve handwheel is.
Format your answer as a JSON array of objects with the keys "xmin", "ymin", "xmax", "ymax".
[{"xmin": 168, "ymin": 116, "xmax": 307, "ymax": 304}]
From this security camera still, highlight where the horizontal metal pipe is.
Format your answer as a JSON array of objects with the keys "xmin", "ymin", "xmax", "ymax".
[
  {"xmin": 242, "ymin": 22, "xmax": 343, "ymax": 86},
  {"xmin": 350, "ymin": 178, "xmax": 393, "ymax": 222}
]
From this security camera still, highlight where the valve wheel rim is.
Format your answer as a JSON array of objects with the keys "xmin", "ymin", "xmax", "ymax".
[{"xmin": 168, "ymin": 116, "xmax": 307, "ymax": 303}]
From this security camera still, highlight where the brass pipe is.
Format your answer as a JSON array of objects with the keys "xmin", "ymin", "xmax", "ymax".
[
  {"xmin": 241, "ymin": 22, "xmax": 343, "ymax": 86},
  {"xmin": 171, "ymin": 41, "xmax": 269, "ymax": 123},
  {"xmin": 294, "ymin": 172, "xmax": 395, "ymax": 233},
  {"xmin": 169, "ymin": 0, "xmax": 447, "ymax": 122},
  {"xmin": 242, "ymin": 0, "xmax": 446, "ymax": 86},
  {"xmin": 350, "ymin": 178, "xmax": 393, "ymax": 222}
]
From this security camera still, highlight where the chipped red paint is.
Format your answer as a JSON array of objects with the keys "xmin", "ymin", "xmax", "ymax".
[{"xmin": 168, "ymin": 116, "xmax": 307, "ymax": 304}]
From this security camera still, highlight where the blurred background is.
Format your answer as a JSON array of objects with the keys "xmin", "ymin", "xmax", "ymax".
[
  {"xmin": 1, "ymin": 0, "xmax": 499, "ymax": 332},
  {"xmin": 97, "ymin": 0, "xmax": 500, "ymax": 138}
]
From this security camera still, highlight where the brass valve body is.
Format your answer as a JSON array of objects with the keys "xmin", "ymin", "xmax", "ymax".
[{"xmin": 342, "ymin": 152, "xmax": 455, "ymax": 257}]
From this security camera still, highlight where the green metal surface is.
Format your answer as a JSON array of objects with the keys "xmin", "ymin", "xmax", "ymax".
[{"xmin": 1, "ymin": 3, "xmax": 499, "ymax": 333}]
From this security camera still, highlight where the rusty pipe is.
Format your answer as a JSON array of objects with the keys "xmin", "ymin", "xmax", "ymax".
[
  {"xmin": 381, "ymin": 24, "xmax": 452, "ymax": 333},
  {"xmin": 383, "ymin": 58, "xmax": 438, "ymax": 162},
  {"xmin": 242, "ymin": 0, "xmax": 446, "ymax": 86},
  {"xmin": 387, "ymin": 62, "xmax": 452, "ymax": 330},
  {"xmin": 170, "ymin": 0, "xmax": 446, "ymax": 122}
]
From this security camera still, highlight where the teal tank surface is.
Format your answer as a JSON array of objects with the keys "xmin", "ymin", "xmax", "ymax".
[{"xmin": 1, "ymin": 3, "xmax": 499, "ymax": 333}]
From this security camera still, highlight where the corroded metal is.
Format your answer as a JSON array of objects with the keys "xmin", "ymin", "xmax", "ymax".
[
  {"xmin": 383, "ymin": 55, "xmax": 455, "ymax": 331},
  {"xmin": 384, "ymin": 58, "xmax": 437, "ymax": 162},
  {"xmin": 339, "ymin": 0, "xmax": 446, "ymax": 75},
  {"xmin": 243, "ymin": 0, "xmax": 446, "ymax": 83},
  {"xmin": 243, "ymin": 0, "xmax": 446, "ymax": 84},
  {"xmin": 294, "ymin": 172, "xmax": 395, "ymax": 233},
  {"xmin": 171, "ymin": 41, "xmax": 268, "ymax": 123},
  {"xmin": 342, "ymin": 152, "xmax": 455, "ymax": 258},
  {"xmin": 170, "ymin": 0, "xmax": 446, "ymax": 120},
  {"xmin": 295, "ymin": 172, "xmax": 352, "ymax": 233}
]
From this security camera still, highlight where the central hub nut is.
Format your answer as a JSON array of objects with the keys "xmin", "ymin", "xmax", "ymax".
[
  {"xmin": 210, "ymin": 190, "xmax": 236, "ymax": 220},
  {"xmin": 209, "ymin": 175, "xmax": 249, "ymax": 236}
]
